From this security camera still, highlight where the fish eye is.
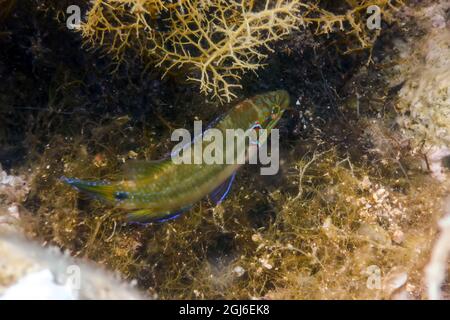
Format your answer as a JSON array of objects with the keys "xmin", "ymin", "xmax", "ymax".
[
  {"xmin": 115, "ymin": 191, "xmax": 129, "ymax": 201},
  {"xmin": 272, "ymin": 105, "xmax": 281, "ymax": 114}
]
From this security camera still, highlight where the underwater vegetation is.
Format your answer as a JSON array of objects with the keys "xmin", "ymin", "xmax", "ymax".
[
  {"xmin": 80, "ymin": 0, "xmax": 404, "ymax": 102},
  {"xmin": 19, "ymin": 125, "xmax": 448, "ymax": 299}
]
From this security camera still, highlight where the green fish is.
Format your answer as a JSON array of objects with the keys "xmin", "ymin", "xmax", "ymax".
[{"xmin": 62, "ymin": 90, "xmax": 290, "ymax": 223}]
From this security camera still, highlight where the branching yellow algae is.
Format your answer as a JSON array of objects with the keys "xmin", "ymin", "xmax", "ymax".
[
  {"xmin": 80, "ymin": 0, "xmax": 404, "ymax": 102},
  {"xmin": 82, "ymin": 0, "xmax": 301, "ymax": 102}
]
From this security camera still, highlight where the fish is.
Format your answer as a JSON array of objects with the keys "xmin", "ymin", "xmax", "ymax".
[{"xmin": 62, "ymin": 90, "xmax": 290, "ymax": 223}]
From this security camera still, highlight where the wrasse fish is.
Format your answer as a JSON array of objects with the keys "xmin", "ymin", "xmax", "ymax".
[{"xmin": 62, "ymin": 90, "xmax": 290, "ymax": 223}]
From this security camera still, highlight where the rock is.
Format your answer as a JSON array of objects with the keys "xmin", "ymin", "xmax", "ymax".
[
  {"xmin": 392, "ymin": 229, "xmax": 405, "ymax": 245},
  {"xmin": 233, "ymin": 266, "xmax": 245, "ymax": 277},
  {"xmin": 1, "ymin": 269, "xmax": 77, "ymax": 300},
  {"xmin": 0, "ymin": 233, "xmax": 146, "ymax": 300}
]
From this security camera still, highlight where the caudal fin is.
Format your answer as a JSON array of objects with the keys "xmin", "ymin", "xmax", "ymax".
[{"xmin": 61, "ymin": 176, "xmax": 116, "ymax": 202}]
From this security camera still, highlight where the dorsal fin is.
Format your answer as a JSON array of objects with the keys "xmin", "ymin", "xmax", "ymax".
[
  {"xmin": 124, "ymin": 160, "xmax": 168, "ymax": 180},
  {"xmin": 163, "ymin": 113, "xmax": 226, "ymax": 159}
]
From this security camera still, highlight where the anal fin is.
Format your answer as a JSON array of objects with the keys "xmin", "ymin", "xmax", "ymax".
[
  {"xmin": 208, "ymin": 172, "xmax": 236, "ymax": 205},
  {"xmin": 126, "ymin": 206, "xmax": 191, "ymax": 225}
]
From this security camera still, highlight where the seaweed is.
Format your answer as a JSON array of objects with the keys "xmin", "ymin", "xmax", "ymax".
[{"xmin": 80, "ymin": 0, "xmax": 404, "ymax": 102}]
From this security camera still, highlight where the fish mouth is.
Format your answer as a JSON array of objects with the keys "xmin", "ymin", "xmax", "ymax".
[{"xmin": 263, "ymin": 109, "xmax": 286, "ymax": 129}]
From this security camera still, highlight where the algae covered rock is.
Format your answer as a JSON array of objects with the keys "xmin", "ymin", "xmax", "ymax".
[
  {"xmin": 0, "ymin": 232, "xmax": 146, "ymax": 300},
  {"xmin": 394, "ymin": 2, "xmax": 450, "ymax": 179}
]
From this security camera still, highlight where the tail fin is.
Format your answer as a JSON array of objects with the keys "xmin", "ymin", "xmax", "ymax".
[{"xmin": 61, "ymin": 176, "xmax": 116, "ymax": 202}]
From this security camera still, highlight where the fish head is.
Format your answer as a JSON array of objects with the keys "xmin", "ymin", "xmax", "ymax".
[{"xmin": 252, "ymin": 90, "xmax": 290, "ymax": 130}]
